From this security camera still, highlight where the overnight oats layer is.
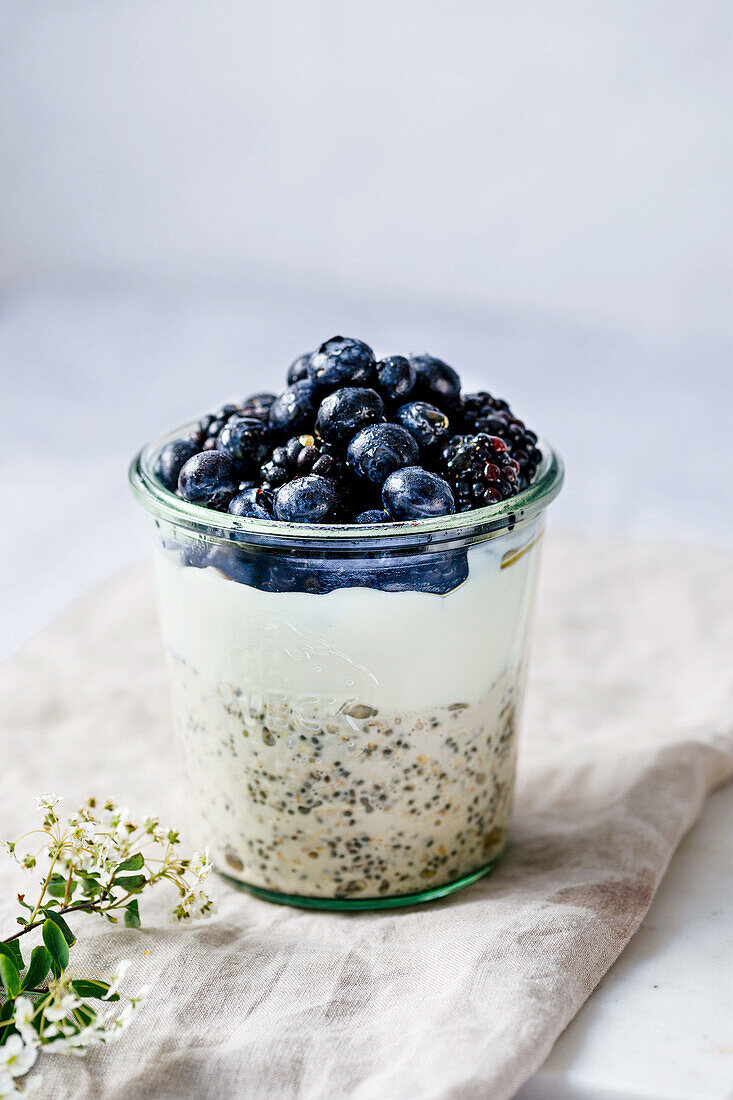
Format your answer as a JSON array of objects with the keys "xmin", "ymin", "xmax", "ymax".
[{"xmin": 130, "ymin": 336, "xmax": 563, "ymax": 907}]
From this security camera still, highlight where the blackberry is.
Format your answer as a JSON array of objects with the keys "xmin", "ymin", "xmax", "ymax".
[
  {"xmin": 440, "ymin": 433, "xmax": 524, "ymax": 510},
  {"xmin": 191, "ymin": 403, "xmax": 239, "ymax": 449},
  {"xmin": 460, "ymin": 392, "xmax": 541, "ymax": 489},
  {"xmin": 259, "ymin": 435, "xmax": 347, "ymax": 490}
]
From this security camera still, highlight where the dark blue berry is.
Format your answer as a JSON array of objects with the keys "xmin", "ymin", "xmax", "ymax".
[
  {"xmin": 411, "ymin": 354, "xmax": 461, "ymax": 408},
  {"xmin": 287, "ymin": 353, "xmax": 311, "ymax": 385},
  {"xmin": 382, "ymin": 466, "xmax": 455, "ymax": 519},
  {"xmin": 307, "ymin": 336, "xmax": 376, "ymax": 390},
  {"xmin": 316, "ymin": 386, "xmax": 385, "ymax": 446},
  {"xmin": 273, "ymin": 475, "xmax": 342, "ymax": 524},
  {"xmin": 228, "ymin": 487, "xmax": 273, "ymax": 519},
  {"xmin": 376, "ymin": 355, "xmax": 416, "ymax": 404},
  {"xmin": 268, "ymin": 381, "xmax": 318, "ymax": 437},
  {"xmin": 216, "ymin": 415, "xmax": 271, "ymax": 475},
  {"xmin": 346, "ymin": 423, "xmax": 419, "ymax": 486},
  {"xmin": 260, "ymin": 460, "xmax": 289, "ymax": 488},
  {"xmin": 154, "ymin": 438, "xmax": 199, "ymax": 492},
  {"xmin": 395, "ymin": 401, "xmax": 450, "ymax": 453},
  {"xmin": 354, "ymin": 509, "xmax": 390, "ymax": 524},
  {"xmin": 178, "ymin": 450, "xmax": 239, "ymax": 509},
  {"xmin": 240, "ymin": 392, "xmax": 276, "ymax": 419}
]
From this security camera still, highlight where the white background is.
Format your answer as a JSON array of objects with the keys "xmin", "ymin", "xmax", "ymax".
[{"xmin": 1, "ymin": 4, "xmax": 732, "ymax": 1098}]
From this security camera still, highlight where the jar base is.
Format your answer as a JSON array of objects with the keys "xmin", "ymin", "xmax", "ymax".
[{"xmin": 217, "ymin": 848, "xmax": 506, "ymax": 911}]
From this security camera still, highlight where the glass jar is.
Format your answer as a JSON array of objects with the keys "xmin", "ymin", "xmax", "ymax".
[{"xmin": 130, "ymin": 427, "xmax": 563, "ymax": 909}]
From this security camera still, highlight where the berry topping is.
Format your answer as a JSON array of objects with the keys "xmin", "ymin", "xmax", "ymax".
[
  {"xmin": 151, "ymin": 334, "xmax": 542, "ymax": 528},
  {"xmin": 376, "ymin": 355, "xmax": 416, "ymax": 404},
  {"xmin": 346, "ymin": 423, "xmax": 419, "ymax": 486},
  {"xmin": 239, "ymin": 392, "xmax": 276, "ymax": 420},
  {"xmin": 410, "ymin": 354, "xmax": 461, "ymax": 408},
  {"xmin": 228, "ymin": 486, "xmax": 273, "ymax": 519},
  {"xmin": 307, "ymin": 336, "xmax": 377, "ymax": 390},
  {"xmin": 154, "ymin": 438, "xmax": 199, "ymax": 492},
  {"xmin": 273, "ymin": 475, "xmax": 342, "ymax": 524},
  {"xmin": 178, "ymin": 450, "xmax": 238, "ymax": 509},
  {"xmin": 395, "ymin": 401, "xmax": 450, "ymax": 453},
  {"xmin": 216, "ymin": 415, "xmax": 271, "ymax": 475},
  {"xmin": 382, "ymin": 466, "xmax": 455, "ymax": 520},
  {"xmin": 316, "ymin": 387, "xmax": 385, "ymax": 447},
  {"xmin": 354, "ymin": 509, "xmax": 391, "ymax": 524},
  {"xmin": 286, "ymin": 353, "xmax": 311, "ymax": 385},
  {"xmin": 268, "ymin": 380, "xmax": 318, "ymax": 437}
]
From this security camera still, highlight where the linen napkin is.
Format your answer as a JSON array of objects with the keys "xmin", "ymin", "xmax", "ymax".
[{"xmin": 1, "ymin": 533, "xmax": 732, "ymax": 1100}]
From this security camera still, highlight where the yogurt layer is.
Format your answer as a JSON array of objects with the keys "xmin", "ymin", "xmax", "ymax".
[{"xmin": 154, "ymin": 520, "xmax": 542, "ymax": 715}]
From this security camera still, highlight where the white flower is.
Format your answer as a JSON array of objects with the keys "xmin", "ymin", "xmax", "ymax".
[
  {"xmin": 12, "ymin": 999, "xmax": 38, "ymax": 1047},
  {"xmin": 0, "ymin": 1070, "xmax": 16, "ymax": 1100},
  {"xmin": 44, "ymin": 993, "xmax": 82, "ymax": 1023},
  {"xmin": 0, "ymin": 1035, "xmax": 37, "ymax": 1078},
  {"xmin": 103, "ymin": 960, "xmax": 130, "ymax": 1000},
  {"xmin": 19, "ymin": 1076, "xmax": 43, "ymax": 1098},
  {"xmin": 190, "ymin": 849, "xmax": 212, "ymax": 882},
  {"xmin": 42, "ymin": 1037, "xmax": 86, "ymax": 1057},
  {"xmin": 35, "ymin": 794, "xmax": 62, "ymax": 812}
]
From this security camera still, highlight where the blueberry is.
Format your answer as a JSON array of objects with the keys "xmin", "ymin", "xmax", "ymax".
[
  {"xmin": 273, "ymin": 475, "xmax": 342, "ymax": 524},
  {"xmin": 382, "ymin": 466, "xmax": 455, "ymax": 519},
  {"xmin": 410, "ymin": 354, "xmax": 461, "ymax": 408},
  {"xmin": 346, "ymin": 423, "xmax": 419, "ymax": 486},
  {"xmin": 395, "ymin": 401, "xmax": 450, "ymax": 453},
  {"xmin": 376, "ymin": 355, "xmax": 416, "ymax": 404},
  {"xmin": 154, "ymin": 438, "xmax": 199, "ymax": 492},
  {"xmin": 240, "ymin": 392, "xmax": 276, "ymax": 419},
  {"xmin": 354, "ymin": 509, "xmax": 390, "ymax": 524},
  {"xmin": 216, "ymin": 415, "xmax": 271, "ymax": 475},
  {"xmin": 178, "ymin": 450, "xmax": 239, "ymax": 509},
  {"xmin": 228, "ymin": 486, "xmax": 273, "ymax": 519},
  {"xmin": 287, "ymin": 352, "xmax": 312, "ymax": 385},
  {"xmin": 307, "ymin": 336, "xmax": 376, "ymax": 390},
  {"xmin": 268, "ymin": 380, "xmax": 318, "ymax": 437},
  {"xmin": 315, "ymin": 386, "xmax": 385, "ymax": 447}
]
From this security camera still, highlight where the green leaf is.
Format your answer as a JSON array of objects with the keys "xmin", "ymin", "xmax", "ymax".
[
  {"xmin": 73, "ymin": 1004, "xmax": 96, "ymax": 1026},
  {"xmin": 0, "ymin": 940, "xmax": 24, "ymax": 972},
  {"xmin": 71, "ymin": 979, "xmax": 118, "ymax": 1001},
  {"xmin": 41, "ymin": 910, "xmax": 76, "ymax": 946},
  {"xmin": 42, "ymin": 918, "xmax": 69, "ymax": 972},
  {"xmin": 0, "ymin": 1000, "xmax": 13, "ymax": 1023},
  {"xmin": 114, "ymin": 874, "xmax": 146, "ymax": 892},
  {"xmin": 124, "ymin": 899, "xmax": 141, "ymax": 928},
  {"xmin": 22, "ymin": 945, "xmax": 52, "ymax": 991},
  {"xmin": 116, "ymin": 853, "xmax": 144, "ymax": 873},
  {"xmin": 0, "ymin": 954, "xmax": 20, "ymax": 999}
]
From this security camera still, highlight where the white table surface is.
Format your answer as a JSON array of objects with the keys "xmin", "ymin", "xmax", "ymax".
[{"xmin": 2, "ymin": 286, "xmax": 732, "ymax": 1099}]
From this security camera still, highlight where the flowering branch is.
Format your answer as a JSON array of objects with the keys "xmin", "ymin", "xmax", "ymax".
[{"xmin": 0, "ymin": 795, "xmax": 214, "ymax": 1096}]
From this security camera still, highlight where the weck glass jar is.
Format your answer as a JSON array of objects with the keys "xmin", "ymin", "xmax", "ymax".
[{"xmin": 130, "ymin": 426, "xmax": 563, "ymax": 909}]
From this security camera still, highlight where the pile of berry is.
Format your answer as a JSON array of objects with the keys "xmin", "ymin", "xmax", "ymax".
[{"xmin": 154, "ymin": 336, "xmax": 541, "ymax": 524}]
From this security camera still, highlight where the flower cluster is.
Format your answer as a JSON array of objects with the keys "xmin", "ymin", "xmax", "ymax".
[{"xmin": 0, "ymin": 795, "xmax": 214, "ymax": 1094}]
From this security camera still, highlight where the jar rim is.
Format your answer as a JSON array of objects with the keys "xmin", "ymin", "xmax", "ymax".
[{"xmin": 129, "ymin": 420, "xmax": 564, "ymax": 549}]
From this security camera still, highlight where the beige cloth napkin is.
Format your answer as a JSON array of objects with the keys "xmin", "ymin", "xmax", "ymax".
[{"xmin": 1, "ymin": 533, "xmax": 732, "ymax": 1100}]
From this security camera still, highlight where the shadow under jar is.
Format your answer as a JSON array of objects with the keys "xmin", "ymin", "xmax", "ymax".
[{"xmin": 130, "ymin": 429, "xmax": 563, "ymax": 910}]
